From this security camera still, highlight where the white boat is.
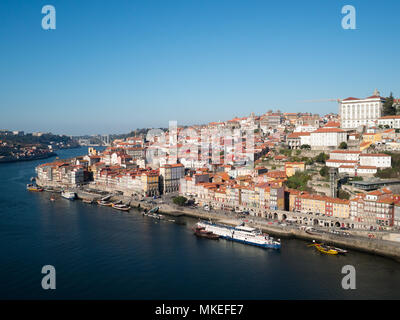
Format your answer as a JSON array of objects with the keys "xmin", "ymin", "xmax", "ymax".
[
  {"xmin": 112, "ymin": 203, "xmax": 131, "ymax": 211},
  {"xmin": 196, "ymin": 220, "xmax": 281, "ymax": 249},
  {"xmin": 61, "ymin": 191, "xmax": 76, "ymax": 200}
]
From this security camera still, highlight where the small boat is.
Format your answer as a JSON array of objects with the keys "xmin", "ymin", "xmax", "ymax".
[
  {"xmin": 26, "ymin": 184, "xmax": 43, "ymax": 192},
  {"xmin": 143, "ymin": 208, "xmax": 164, "ymax": 219},
  {"xmin": 314, "ymin": 244, "xmax": 338, "ymax": 255},
  {"xmin": 147, "ymin": 213, "xmax": 164, "ymax": 220},
  {"xmin": 112, "ymin": 203, "xmax": 131, "ymax": 211},
  {"xmin": 97, "ymin": 200, "xmax": 112, "ymax": 206},
  {"xmin": 61, "ymin": 191, "xmax": 76, "ymax": 200},
  {"xmin": 309, "ymin": 241, "xmax": 345, "ymax": 255},
  {"xmin": 193, "ymin": 226, "xmax": 220, "ymax": 240},
  {"xmin": 148, "ymin": 206, "xmax": 159, "ymax": 214},
  {"xmin": 82, "ymin": 199, "xmax": 93, "ymax": 204},
  {"xmin": 332, "ymin": 246, "xmax": 348, "ymax": 254},
  {"xmin": 50, "ymin": 196, "xmax": 56, "ymax": 201}
]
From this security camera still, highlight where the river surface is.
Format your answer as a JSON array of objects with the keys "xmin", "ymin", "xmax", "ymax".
[{"xmin": 1, "ymin": 147, "xmax": 399, "ymax": 299}]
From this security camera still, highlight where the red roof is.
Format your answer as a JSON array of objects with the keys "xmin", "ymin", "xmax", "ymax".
[
  {"xmin": 324, "ymin": 121, "xmax": 340, "ymax": 128},
  {"xmin": 287, "ymin": 132, "xmax": 310, "ymax": 138},
  {"xmin": 331, "ymin": 150, "xmax": 360, "ymax": 154},
  {"xmin": 342, "ymin": 97, "xmax": 359, "ymax": 101},
  {"xmin": 359, "ymin": 153, "xmax": 390, "ymax": 157},
  {"xmin": 312, "ymin": 128, "xmax": 345, "ymax": 133}
]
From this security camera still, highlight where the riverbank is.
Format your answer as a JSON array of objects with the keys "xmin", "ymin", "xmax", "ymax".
[
  {"xmin": 0, "ymin": 152, "xmax": 57, "ymax": 163},
  {"xmin": 34, "ymin": 182, "xmax": 400, "ymax": 262}
]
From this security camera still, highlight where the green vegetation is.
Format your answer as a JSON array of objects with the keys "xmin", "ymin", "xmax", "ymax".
[
  {"xmin": 300, "ymin": 144, "xmax": 311, "ymax": 150},
  {"xmin": 338, "ymin": 142, "xmax": 348, "ymax": 149},
  {"xmin": 1, "ymin": 133, "xmax": 77, "ymax": 147},
  {"xmin": 301, "ymin": 156, "xmax": 314, "ymax": 165},
  {"xmin": 338, "ymin": 189, "xmax": 350, "ymax": 200},
  {"xmin": 314, "ymin": 152, "xmax": 329, "ymax": 164},
  {"xmin": 285, "ymin": 171, "xmax": 311, "ymax": 191},
  {"xmin": 375, "ymin": 152, "xmax": 400, "ymax": 178},
  {"xmin": 351, "ymin": 176, "xmax": 363, "ymax": 181},
  {"xmin": 271, "ymin": 165, "xmax": 276, "ymax": 170},
  {"xmin": 382, "ymin": 92, "xmax": 395, "ymax": 116},
  {"xmin": 172, "ymin": 196, "xmax": 188, "ymax": 206},
  {"xmin": 279, "ymin": 148, "xmax": 292, "ymax": 157},
  {"xmin": 295, "ymin": 149, "xmax": 301, "ymax": 156},
  {"xmin": 319, "ymin": 166, "xmax": 329, "ymax": 178}
]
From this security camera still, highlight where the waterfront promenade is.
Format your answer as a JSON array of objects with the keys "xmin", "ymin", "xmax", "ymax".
[
  {"xmin": 34, "ymin": 180, "xmax": 400, "ymax": 262},
  {"xmin": 155, "ymin": 202, "xmax": 400, "ymax": 262},
  {"xmin": 32, "ymin": 166, "xmax": 400, "ymax": 262}
]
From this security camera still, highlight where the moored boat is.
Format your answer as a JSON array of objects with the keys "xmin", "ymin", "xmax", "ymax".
[
  {"xmin": 26, "ymin": 184, "xmax": 43, "ymax": 192},
  {"xmin": 148, "ymin": 206, "xmax": 159, "ymax": 214},
  {"xmin": 196, "ymin": 220, "xmax": 281, "ymax": 249},
  {"xmin": 82, "ymin": 199, "xmax": 93, "ymax": 204},
  {"xmin": 112, "ymin": 203, "xmax": 131, "ymax": 211},
  {"xmin": 314, "ymin": 244, "xmax": 338, "ymax": 255},
  {"xmin": 193, "ymin": 226, "xmax": 219, "ymax": 240},
  {"xmin": 61, "ymin": 191, "xmax": 76, "ymax": 200},
  {"xmin": 309, "ymin": 241, "xmax": 346, "ymax": 255},
  {"xmin": 97, "ymin": 200, "xmax": 112, "ymax": 206}
]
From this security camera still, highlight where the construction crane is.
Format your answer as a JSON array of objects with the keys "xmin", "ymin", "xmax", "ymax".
[{"xmin": 298, "ymin": 98, "xmax": 342, "ymax": 103}]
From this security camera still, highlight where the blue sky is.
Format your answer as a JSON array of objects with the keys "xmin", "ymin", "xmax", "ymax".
[{"xmin": 0, "ymin": 0, "xmax": 399, "ymax": 135}]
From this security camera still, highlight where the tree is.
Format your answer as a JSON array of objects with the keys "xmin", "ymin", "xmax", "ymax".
[
  {"xmin": 300, "ymin": 144, "xmax": 311, "ymax": 150},
  {"xmin": 375, "ymin": 152, "xmax": 400, "ymax": 178},
  {"xmin": 383, "ymin": 92, "xmax": 395, "ymax": 116},
  {"xmin": 338, "ymin": 189, "xmax": 350, "ymax": 200},
  {"xmin": 172, "ymin": 196, "xmax": 187, "ymax": 206},
  {"xmin": 319, "ymin": 166, "xmax": 329, "ymax": 177},
  {"xmin": 315, "ymin": 152, "xmax": 329, "ymax": 164},
  {"xmin": 338, "ymin": 142, "xmax": 348, "ymax": 149},
  {"xmin": 285, "ymin": 171, "xmax": 311, "ymax": 191}
]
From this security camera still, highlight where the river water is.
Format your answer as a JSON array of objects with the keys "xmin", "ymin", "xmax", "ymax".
[{"xmin": 0, "ymin": 147, "xmax": 399, "ymax": 299}]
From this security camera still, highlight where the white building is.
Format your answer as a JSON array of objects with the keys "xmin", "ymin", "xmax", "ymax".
[
  {"xmin": 326, "ymin": 159, "xmax": 358, "ymax": 168},
  {"xmin": 359, "ymin": 153, "xmax": 391, "ymax": 168},
  {"xmin": 310, "ymin": 128, "xmax": 347, "ymax": 150},
  {"xmin": 294, "ymin": 125, "xmax": 318, "ymax": 133},
  {"xmin": 340, "ymin": 90, "xmax": 386, "ymax": 129},
  {"xmin": 377, "ymin": 115, "xmax": 400, "ymax": 129},
  {"xmin": 329, "ymin": 150, "xmax": 361, "ymax": 161}
]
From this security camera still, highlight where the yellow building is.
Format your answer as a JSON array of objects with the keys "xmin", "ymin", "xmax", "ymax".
[
  {"xmin": 359, "ymin": 141, "xmax": 372, "ymax": 152},
  {"xmin": 141, "ymin": 171, "xmax": 159, "ymax": 196},
  {"xmin": 88, "ymin": 147, "xmax": 97, "ymax": 156},
  {"xmin": 284, "ymin": 162, "xmax": 305, "ymax": 177},
  {"xmin": 362, "ymin": 132, "xmax": 382, "ymax": 144},
  {"xmin": 331, "ymin": 199, "xmax": 350, "ymax": 219},
  {"xmin": 299, "ymin": 194, "xmax": 326, "ymax": 214}
]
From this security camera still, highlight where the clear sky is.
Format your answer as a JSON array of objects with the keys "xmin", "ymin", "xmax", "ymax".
[{"xmin": 1, "ymin": 0, "xmax": 399, "ymax": 135}]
